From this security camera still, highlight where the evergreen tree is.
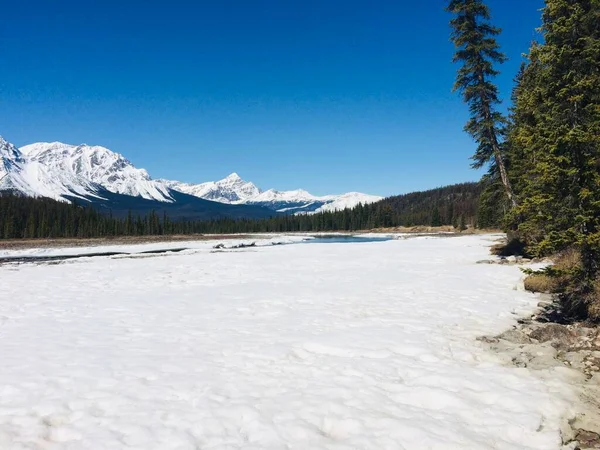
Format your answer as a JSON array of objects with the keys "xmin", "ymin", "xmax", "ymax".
[
  {"xmin": 509, "ymin": 0, "xmax": 600, "ymax": 318},
  {"xmin": 431, "ymin": 207, "xmax": 442, "ymax": 227},
  {"xmin": 459, "ymin": 215, "xmax": 467, "ymax": 231},
  {"xmin": 447, "ymin": 0, "xmax": 517, "ymax": 207},
  {"xmin": 0, "ymin": 183, "xmax": 482, "ymax": 240}
]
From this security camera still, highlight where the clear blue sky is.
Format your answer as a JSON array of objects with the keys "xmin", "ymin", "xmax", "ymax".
[{"xmin": 2, "ymin": 0, "xmax": 544, "ymax": 196}]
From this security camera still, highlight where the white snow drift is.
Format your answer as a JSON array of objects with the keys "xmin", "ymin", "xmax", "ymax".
[{"xmin": 0, "ymin": 235, "xmax": 575, "ymax": 449}]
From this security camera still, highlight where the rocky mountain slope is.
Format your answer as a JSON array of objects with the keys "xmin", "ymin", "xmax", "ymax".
[{"xmin": 1, "ymin": 136, "xmax": 381, "ymax": 217}]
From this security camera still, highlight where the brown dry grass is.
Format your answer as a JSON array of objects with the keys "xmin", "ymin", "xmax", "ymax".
[
  {"xmin": 523, "ymin": 248, "xmax": 581, "ymax": 294},
  {"xmin": 554, "ymin": 247, "xmax": 582, "ymax": 273},
  {"xmin": 524, "ymin": 274, "xmax": 560, "ymax": 294},
  {"xmin": 529, "ymin": 247, "xmax": 600, "ymax": 322},
  {"xmin": 587, "ymin": 278, "xmax": 600, "ymax": 321},
  {"xmin": 0, "ymin": 234, "xmax": 258, "ymax": 251}
]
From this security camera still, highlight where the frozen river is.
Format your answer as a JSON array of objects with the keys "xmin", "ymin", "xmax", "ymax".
[{"xmin": 0, "ymin": 234, "xmax": 573, "ymax": 449}]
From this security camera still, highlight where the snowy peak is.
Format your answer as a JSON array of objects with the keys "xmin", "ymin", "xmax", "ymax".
[
  {"xmin": 315, "ymin": 192, "xmax": 384, "ymax": 213},
  {"xmin": 1, "ymin": 135, "xmax": 382, "ymax": 214},
  {"xmin": 0, "ymin": 136, "xmax": 24, "ymax": 164},
  {"xmin": 215, "ymin": 172, "xmax": 261, "ymax": 201},
  {"xmin": 166, "ymin": 174, "xmax": 383, "ymax": 214},
  {"xmin": 252, "ymin": 188, "xmax": 317, "ymax": 203},
  {"xmin": 0, "ymin": 137, "xmax": 28, "ymax": 193},
  {"xmin": 223, "ymin": 172, "xmax": 242, "ymax": 182},
  {"xmin": 18, "ymin": 142, "xmax": 173, "ymax": 203},
  {"xmin": 165, "ymin": 173, "xmax": 261, "ymax": 204}
]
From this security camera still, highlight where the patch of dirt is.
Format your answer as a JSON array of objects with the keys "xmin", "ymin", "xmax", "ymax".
[
  {"xmin": 369, "ymin": 225, "xmax": 501, "ymax": 234},
  {"xmin": 482, "ymin": 297, "xmax": 600, "ymax": 449},
  {"xmin": 0, "ymin": 234, "xmax": 261, "ymax": 251}
]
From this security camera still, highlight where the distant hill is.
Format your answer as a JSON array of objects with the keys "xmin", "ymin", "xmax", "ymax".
[{"xmin": 375, "ymin": 182, "xmax": 483, "ymax": 228}]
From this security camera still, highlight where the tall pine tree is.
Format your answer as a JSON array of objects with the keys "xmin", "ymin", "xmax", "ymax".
[
  {"xmin": 510, "ymin": 0, "xmax": 600, "ymax": 319},
  {"xmin": 447, "ymin": 0, "xmax": 517, "ymax": 207}
]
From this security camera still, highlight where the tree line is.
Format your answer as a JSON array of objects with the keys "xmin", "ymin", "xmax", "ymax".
[
  {"xmin": 448, "ymin": 0, "xmax": 600, "ymax": 320},
  {"xmin": 0, "ymin": 182, "xmax": 482, "ymax": 239}
]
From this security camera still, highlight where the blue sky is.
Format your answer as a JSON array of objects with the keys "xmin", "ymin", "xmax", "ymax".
[{"xmin": 2, "ymin": 0, "xmax": 544, "ymax": 196}]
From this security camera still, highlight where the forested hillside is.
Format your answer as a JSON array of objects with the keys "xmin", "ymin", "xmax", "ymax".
[{"xmin": 0, "ymin": 182, "xmax": 482, "ymax": 239}]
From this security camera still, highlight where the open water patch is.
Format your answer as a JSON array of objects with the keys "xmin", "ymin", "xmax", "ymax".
[{"xmin": 303, "ymin": 235, "xmax": 393, "ymax": 244}]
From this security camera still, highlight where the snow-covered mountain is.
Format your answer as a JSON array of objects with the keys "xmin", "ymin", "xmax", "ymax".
[
  {"xmin": 161, "ymin": 173, "xmax": 260, "ymax": 204},
  {"xmin": 0, "ymin": 136, "xmax": 28, "ymax": 194},
  {"xmin": 18, "ymin": 142, "xmax": 173, "ymax": 202},
  {"xmin": 1, "ymin": 136, "xmax": 382, "ymax": 215},
  {"xmin": 165, "ymin": 175, "xmax": 382, "ymax": 214},
  {"xmin": 315, "ymin": 192, "xmax": 384, "ymax": 213}
]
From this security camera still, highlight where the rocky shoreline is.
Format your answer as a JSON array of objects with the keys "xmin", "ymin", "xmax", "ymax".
[{"xmin": 481, "ymin": 296, "xmax": 600, "ymax": 449}]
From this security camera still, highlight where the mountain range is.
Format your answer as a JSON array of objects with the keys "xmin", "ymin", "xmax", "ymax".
[{"xmin": 0, "ymin": 136, "xmax": 382, "ymax": 220}]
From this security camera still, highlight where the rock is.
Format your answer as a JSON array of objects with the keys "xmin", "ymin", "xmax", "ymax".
[
  {"xmin": 574, "ymin": 429, "xmax": 600, "ymax": 449},
  {"xmin": 511, "ymin": 354, "xmax": 529, "ymax": 368},
  {"xmin": 564, "ymin": 351, "xmax": 586, "ymax": 368},
  {"xmin": 506, "ymin": 256, "xmax": 517, "ymax": 263},
  {"xmin": 537, "ymin": 301, "xmax": 552, "ymax": 308},
  {"xmin": 213, "ymin": 243, "xmax": 225, "ymax": 249},
  {"xmin": 575, "ymin": 327, "xmax": 595, "ymax": 338},
  {"xmin": 527, "ymin": 343, "xmax": 559, "ymax": 369},
  {"xmin": 590, "ymin": 372, "xmax": 600, "ymax": 385},
  {"xmin": 231, "ymin": 242, "xmax": 256, "ymax": 249},
  {"xmin": 521, "ymin": 258, "xmax": 532, "ymax": 263},
  {"xmin": 497, "ymin": 329, "xmax": 533, "ymax": 344},
  {"xmin": 476, "ymin": 260, "xmax": 495, "ymax": 264},
  {"xmin": 529, "ymin": 324, "xmax": 578, "ymax": 350},
  {"xmin": 477, "ymin": 336, "xmax": 499, "ymax": 344}
]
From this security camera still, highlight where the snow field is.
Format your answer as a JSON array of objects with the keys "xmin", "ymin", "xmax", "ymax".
[{"xmin": 0, "ymin": 235, "xmax": 575, "ymax": 449}]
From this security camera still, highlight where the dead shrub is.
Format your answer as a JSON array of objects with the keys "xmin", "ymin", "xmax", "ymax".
[
  {"xmin": 524, "ymin": 273, "xmax": 559, "ymax": 293},
  {"xmin": 587, "ymin": 278, "xmax": 600, "ymax": 321},
  {"xmin": 524, "ymin": 248, "xmax": 581, "ymax": 295},
  {"xmin": 553, "ymin": 247, "xmax": 582, "ymax": 273},
  {"xmin": 551, "ymin": 248, "xmax": 600, "ymax": 322}
]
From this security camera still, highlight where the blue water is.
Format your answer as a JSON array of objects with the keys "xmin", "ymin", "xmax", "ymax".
[{"xmin": 304, "ymin": 235, "xmax": 393, "ymax": 244}]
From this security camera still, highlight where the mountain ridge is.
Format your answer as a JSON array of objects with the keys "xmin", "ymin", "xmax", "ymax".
[{"xmin": 1, "ymin": 136, "xmax": 382, "ymax": 217}]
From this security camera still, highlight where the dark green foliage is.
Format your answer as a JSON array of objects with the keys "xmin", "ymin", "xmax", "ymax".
[
  {"xmin": 509, "ymin": 0, "xmax": 600, "ymax": 258},
  {"xmin": 431, "ymin": 208, "xmax": 442, "ymax": 227},
  {"xmin": 376, "ymin": 182, "xmax": 482, "ymax": 228},
  {"xmin": 447, "ymin": 0, "xmax": 516, "ymax": 206},
  {"xmin": 476, "ymin": 172, "xmax": 509, "ymax": 229},
  {"xmin": 507, "ymin": 0, "xmax": 600, "ymax": 319},
  {"xmin": 0, "ymin": 194, "xmax": 121, "ymax": 239},
  {"xmin": 0, "ymin": 183, "xmax": 483, "ymax": 239}
]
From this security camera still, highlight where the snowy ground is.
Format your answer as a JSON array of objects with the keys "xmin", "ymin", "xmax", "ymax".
[{"xmin": 0, "ymin": 234, "xmax": 575, "ymax": 449}]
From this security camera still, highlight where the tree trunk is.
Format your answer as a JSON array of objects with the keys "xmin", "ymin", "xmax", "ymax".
[
  {"xmin": 493, "ymin": 149, "xmax": 517, "ymax": 208},
  {"xmin": 481, "ymin": 95, "xmax": 518, "ymax": 208}
]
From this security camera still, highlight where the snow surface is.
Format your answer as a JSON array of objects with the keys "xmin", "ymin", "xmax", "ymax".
[
  {"xmin": 0, "ymin": 235, "xmax": 574, "ymax": 449},
  {"xmin": 0, "ymin": 235, "xmax": 312, "ymax": 259}
]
